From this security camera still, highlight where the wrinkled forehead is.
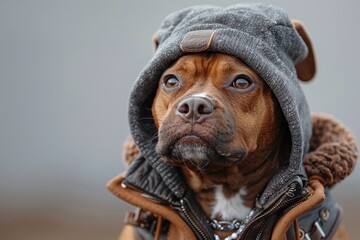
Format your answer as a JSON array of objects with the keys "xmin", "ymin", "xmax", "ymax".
[{"xmin": 163, "ymin": 53, "xmax": 248, "ymax": 73}]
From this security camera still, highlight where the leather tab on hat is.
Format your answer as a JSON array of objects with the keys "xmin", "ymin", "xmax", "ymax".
[{"xmin": 180, "ymin": 30, "xmax": 216, "ymax": 53}]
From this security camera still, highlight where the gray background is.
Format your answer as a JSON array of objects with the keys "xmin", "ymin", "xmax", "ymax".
[{"xmin": 0, "ymin": 0, "xmax": 359, "ymax": 239}]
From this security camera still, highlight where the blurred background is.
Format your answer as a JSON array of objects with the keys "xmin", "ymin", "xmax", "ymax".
[{"xmin": 0, "ymin": 0, "xmax": 359, "ymax": 239}]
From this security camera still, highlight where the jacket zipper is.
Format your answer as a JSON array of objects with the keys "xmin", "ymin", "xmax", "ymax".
[
  {"xmin": 281, "ymin": 190, "xmax": 310, "ymax": 214},
  {"xmin": 238, "ymin": 186, "xmax": 310, "ymax": 239},
  {"xmin": 123, "ymin": 179, "xmax": 213, "ymax": 239},
  {"xmin": 179, "ymin": 198, "xmax": 213, "ymax": 240},
  {"xmin": 239, "ymin": 193, "xmax": 288, "ymax": 239}
]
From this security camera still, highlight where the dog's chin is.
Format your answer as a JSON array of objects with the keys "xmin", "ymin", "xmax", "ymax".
[{"xmin": 159, "ymin": 135, "xmax": 246, "ymax": 172}]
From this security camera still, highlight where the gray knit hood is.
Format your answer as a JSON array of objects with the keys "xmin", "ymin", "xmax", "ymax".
[{"xmin": 126, "ymin": 3, "xmax": 312, "ymax": 206}]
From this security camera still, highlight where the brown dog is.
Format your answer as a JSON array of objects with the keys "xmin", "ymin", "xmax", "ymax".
[
  {"xmin": 109, "ymin": 52, "xmax": 353, "ymax": 240},
  {"xmin": 107, "ymin": 4, "xmax": 358, "ymax": 239},
  {"xmin": 151, "ymin": 53, "xmax": 290, "ymax": 238}
]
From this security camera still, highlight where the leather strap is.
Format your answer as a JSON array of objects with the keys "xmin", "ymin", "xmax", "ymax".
[
  {"xmin": 124, "ymin": 210, "xmax": 164, "ymax": 240},
  {"xmin": 272, "ymin": 179, "xmax": 325, "ymax": 240},
  {"xmin": 124, "ymin": 207, "xmax": 165, "ymax": 237},
  {"xmin": 298, "ymin": 191, "xmax": 343, "ymax": 240},
  {"xmin": 154, "ymin": 216, "xmax": 164, "ymax": 240},
  {"xmin": 272, "ymin": 179, "xmax": 343, "ymax": 240}
]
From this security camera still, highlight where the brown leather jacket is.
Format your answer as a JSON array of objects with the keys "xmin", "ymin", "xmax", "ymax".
[{"xmin": 108, "ymin": 175, "xmax": 345, "ymax": 240}]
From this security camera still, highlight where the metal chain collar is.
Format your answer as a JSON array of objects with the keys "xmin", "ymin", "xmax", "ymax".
[{"xmin": 209, "ymin": 210, "xmax": 255, "ymax": 240}]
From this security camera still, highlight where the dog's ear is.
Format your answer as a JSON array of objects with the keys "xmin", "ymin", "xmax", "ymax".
[
  {"xmin": 152, "ymin": 32, "xmax": 159, "ymax": 53},
  {"xmin": 292, "ymin": 20, "xmax": 317, "ymax": 81}
]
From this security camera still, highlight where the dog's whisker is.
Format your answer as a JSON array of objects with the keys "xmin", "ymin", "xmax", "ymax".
[{"xmin": 144, "ymin": 132, "xmax": 159, "ymax": 150}]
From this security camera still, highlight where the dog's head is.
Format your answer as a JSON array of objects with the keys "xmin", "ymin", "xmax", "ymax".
[
  {"xmin": 128, "ymin": 4, "xmax": 316, "ymax": 201},
  {"xmin": 152, "ymin": 53, "xmax": 285, "ymax": 172}
]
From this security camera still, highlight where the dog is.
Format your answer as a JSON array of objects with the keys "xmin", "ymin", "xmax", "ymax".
[
  {"xmin": 107, "ymin": 4, "xmax": 357, "ymax": 239},
  {"xmin": 111, "ymin": 52, "xmax": 352, "ymax": 240}
]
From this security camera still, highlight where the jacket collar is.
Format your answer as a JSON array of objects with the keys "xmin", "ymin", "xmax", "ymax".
[{"xmin": 124, "ymin": 147, "xmax": 186, "ymax": 204}]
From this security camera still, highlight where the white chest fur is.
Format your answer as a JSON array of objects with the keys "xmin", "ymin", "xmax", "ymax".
[{"xmin": 211, "ymin": 185, "xmax": 251, "ymax": 220}]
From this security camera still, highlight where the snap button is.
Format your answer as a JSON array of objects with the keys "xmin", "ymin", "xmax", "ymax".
[
  {"xmin": 299, "ymin": 228, "xmax": 305, "ymax": 240},
  {"xmin": 320, "ymin": 208, "xmax": 330, "ymax": 221}
]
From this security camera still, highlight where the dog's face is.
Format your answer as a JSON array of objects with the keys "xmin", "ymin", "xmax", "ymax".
[{"xmin": 152, "ymin": 53, "xmax": 284, "ymax": 172}]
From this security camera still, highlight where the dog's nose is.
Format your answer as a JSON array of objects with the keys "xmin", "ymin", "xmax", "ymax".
[{"xmin": 176, "ymin": 96, "xmax": 214, "ymax": 123}]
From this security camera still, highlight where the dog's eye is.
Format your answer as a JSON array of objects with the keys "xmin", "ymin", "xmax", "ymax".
[
  {"xmin": 231, "ymin": 76, "xmax": 252, "ymax": 89},
  {"xmin": 163, "ymin": 76, "xmax": 180, "ymax": 90}
]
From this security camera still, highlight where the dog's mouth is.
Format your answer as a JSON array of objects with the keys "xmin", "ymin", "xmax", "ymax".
[{"xmin": 158, "ymin": 134, "xmax": 246, "ymax": 171}]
